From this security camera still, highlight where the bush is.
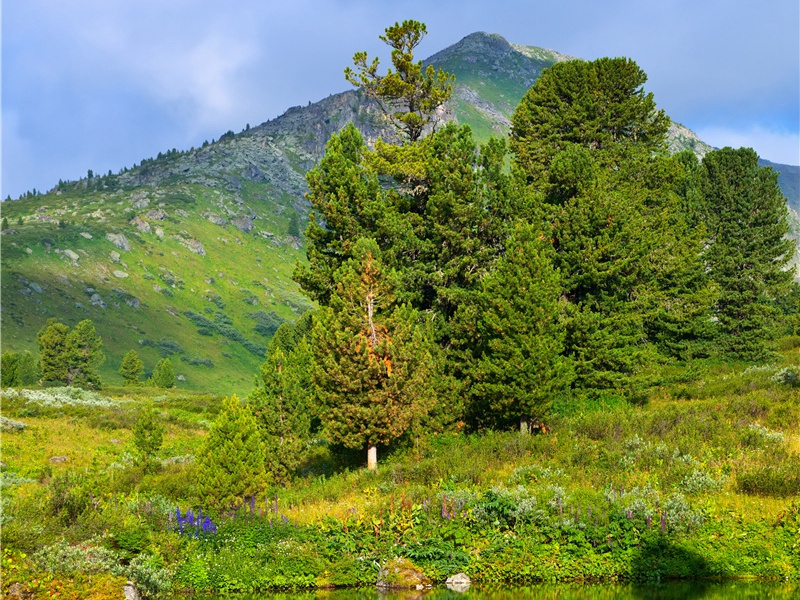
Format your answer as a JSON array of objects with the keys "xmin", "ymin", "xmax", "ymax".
[{"xmin": 737, "ymin": 456, "xmax": 800, "ymax": 497}]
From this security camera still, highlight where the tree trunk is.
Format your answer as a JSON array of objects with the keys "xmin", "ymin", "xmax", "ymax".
[{"xmin": 367, "ymin": 444, "xmax": 378, "ymax": 471}]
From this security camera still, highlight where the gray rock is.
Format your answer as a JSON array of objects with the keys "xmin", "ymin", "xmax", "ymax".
[
  {"xmin": 90, "ymin": 293, "xmax": 106, "ymax": 308},
  {"xmin": 205, "ymin": 212, "xmax": 227, "ymax": 226},
  {"xmin": 106, "ymin": 232, "xmax": 131, "ymax": 251},
  {"xmin": 28, "ymin": 282, "xmax": 43, "ymax": 294},
  {"xmin": 231, "ymin": 217, "xmax": 254, "ymax": 233},
  {"xmin": 177, "ymin": 374, "xmax": 186, "ymax": 381},
  {"xmin": 154, "ymin": 227, "xmax": 164, "ymax": 239},
  {"xmin": 130, "ymin": 216, "xmax": 151, "ymax": 233},
  {"xmin": 26, "ymin": 247, "xmax": 33, "ymax": 254},
  {"xmin": 80, "ymin": 232, "xmax": 93, "ymax": 239},
  {"xmin": 49, "ymin": 455, "xmax": 69, "ymax": 463},
  {"xmin": 75, "ymin": 302, "xmax": 83, "ymax": 308},
  {"xmin": 131, "ymin": 191, "xmax": 150, "ymax": 209},
  {"xmin": 113, "ymin": 270, "xmax": 129, "ymax": 278},
  {"xmin": 182, "ymin": 238, "xmax": 206, "ymax": 256},
  {"xmin": 123, "ymin": 581, "xmax": 140, "ymax": 600},
  {"xmin": 145, "ymin": 209, "xmax": 168, "ymax": 220},
  {"xmin": 18, "ymin": 288, "xmax": 32, "ymax": 296},
  {"xmin": 126, "ymin": 297, "xmax": 141, "ymax": 309},
  {"xmin": 446, "ymin": 573, "xmax": 471, "ymax": 592},
  {"xmin": 110, "ymin": 251, "xmax": 121, "ymax": 263},
  {"xmin": 63, "ymin": 249, "xmax": 80, "ymax": 261}
]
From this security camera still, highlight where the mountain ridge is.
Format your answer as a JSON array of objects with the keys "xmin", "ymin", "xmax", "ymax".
[{"xmin": 2, "ymin": 31, "xmax": 796, "ymax": 394}]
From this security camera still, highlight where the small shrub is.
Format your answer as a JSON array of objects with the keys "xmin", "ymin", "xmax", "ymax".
[
  {"xmin": 679, "ymin": 469, "xmax": 724, "ymax": 495},
  {"xmin": 737, "ymin": 456, "xmax": 800, "ymax": 497},
  {"xmin": 771, "ymin": 367, "xmax": 799, "ymax": 387}
]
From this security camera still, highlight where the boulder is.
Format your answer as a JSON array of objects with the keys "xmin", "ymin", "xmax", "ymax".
[
  {"xmin": 113, "ymin": 270, "xmax": 129, "ymax": 278},
  {"xmin": 446, "ymin": 572, "xmax": 472, "ymax": 592},
  {"xmin": 145, "ymin": 209, "xmax": 168, "ymax": 220},
  {"xmin": 377, "ymin": 558, "xmax": 432, "ymax": 591},
  {"xmin": 80, "ymin": 232, "xmax": 93, "ymax": 239},
  {"xmin": 106, "ymin": 232, "xmax": 131, "ymax": 251},
  {"xmin": 123, "ymin": 581, "xmax": 140, "ymax": 600},
  {"xmin": 63, "ymin": 249, "xmax": 80, "ymax": 261},
  {"xmin": 231, "ymin": 217, "xmax": 254, "ymax": 233},
  {"xmin": 130, "ymin": 216, "xmax": 151, "ymax": 233}
]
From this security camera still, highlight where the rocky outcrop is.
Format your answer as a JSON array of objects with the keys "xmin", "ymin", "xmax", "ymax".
[
  {"xmin": 106, "ymin": 232, "xmax": 131, "ymax": 251},
  {"xmin": 376, "ymin": 558, "xmax": 432, "ymax": 590}
]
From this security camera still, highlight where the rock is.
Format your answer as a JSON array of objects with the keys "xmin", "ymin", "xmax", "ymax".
[
  {"xmin": 80, "ymin": 232, "xmax": 93, "ymax": 239},
  {"xmin": 106, "ymin": 232, "xmax": 131, "ymax": 251},
  {"xmin": 123, "ymin": 581, "xmax": 140, "ymax": 600},
  {"xmin": 183, "ymin": 238, "xmax": 206, "ymax": 256},
  {"xmin": 231, "ymin": 217, "xmax": 254, "ymax": 233},
  {"xmin": 126, "ymin": 297, "xmax": 141, "ymax": 309},
  {"xmin": 63, "ymin": 249, "xmax": 80, "ymax": 262},
  {"xmin": 75, "ymin": 302, "xmax": 83, "ymax": 308},
  {"xmin": 205, "ymin": 212, "xmax": 227, "ymax": 226},
  {"xmin": 145, "ymin": 209, "xmax": 168, "ymax": 220},
  {"xmin": 113, "ymin": 270, "xmax": 129, "ymax": 278},
  {"xmin": 377, "ymin": 558, "xmax": 432, "ymax": 590},
  {"xmin": 28, "ymin": 282, "xmax": 43, "ymax": 294},
  {"xmin": 446, "ymin": 573, "xmax": 472, "ymax": 592},
  {"xmin": 49, "ymin": 455, "xmax": 69, "ymax": 463},
  {"xmin": 154, "ymin": 227, "xmax": 164, "ymax": 239},
  {"xmin": 7, "ymin": 582, "xmax": 25, "ymax": 598},
  {"xmin": 26, "ymin": 247, "xmax": 33, "ymax": 254},
  {"xmin": 18, "ymin": 288, "xmax": 32, "ymax": 296},
  {"xmin": 130, "ymin": 216, "xmax": 151, "ymax": 233},
  {"xmin": 131, "ymin": 191, "xmax": 150, "ymax": 209},
  {"xmin": 90, "ymin": 293, "xmax": 106, "ymax": 308},
  {"xmin": 110, "ymin": 251, "xmax": 121, "ymax": 263},
  {"xmin": 175, "ymin": 209, "xmax": 189, "ymax": 218},
  {"xmin": 177, "ymin": 374, "xmax": 186, "ymax": 381}
]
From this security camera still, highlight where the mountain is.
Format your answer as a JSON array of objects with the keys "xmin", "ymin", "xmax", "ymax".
[{"xmin": 1, "ymin": 32, "xmax": 796, "ymax": 394}]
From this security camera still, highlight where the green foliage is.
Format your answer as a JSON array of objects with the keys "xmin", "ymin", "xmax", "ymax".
[
  {"xmin": 345, "ymin": 20, "xmax": 454, "ymax": 142},
  {"xmin": 196, "ymin": 395, "xmax": 267, "ymax": 509},
  {"xmin": 700, "ymin": 147, "xmax": 795, "ymax": 362},
  {"xmin": 119, "ymin": 349, "xmax": 145, "ymax": 385},
  {"xmin": 37, "ymin": 318, "xmax": 71, "ymax": 385},
  {"xmin": 133, "ymin": 405, "xmax": 165, "ymax": 471},
  {"xmin": 152, "ymin": 358, "xmax": 175, "ymax": 389},
  {"xmin": 312, "ymin": 239, "xmax": 437, "ymax": 466},
  {"xmin": 510, "ymin": 57, "xmax": 669, "ymax": 184},
  {"xmin": 466, "ymin": 222, "xmax": 572, "ymax": 429}
]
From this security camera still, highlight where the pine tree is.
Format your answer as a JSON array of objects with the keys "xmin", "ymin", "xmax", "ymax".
[
  {"xmin": 152, "ymin": 358, "xmax": 175, "ymax": 388},
  {"xmin": 2, "ymin": 216, "xmax": 9, "ymax": 230},
  {"xmin": 345, "ymin": 20, "xmax": 454, "ymax": 142},
  {"xmin": 312, "ymin": 238, "xmax": 436, "ymax": 470},
  {"xmin": 467, "ymin": 222, "xmax": 572, "ymax": 430},
  {"xmin": 250, "ymin": 331, "xmax": 314, "ymax": 482},
  {"xmin": 197, "ymin": 395, "xmax": 267, "ymax": 509},
  {"xmin": 700, "ymin": 147, "xmax": 795, "ymax": 361},
  {"xmin": 132, "ymin": 404, "xmax": 165, "ymax": 472},
  {"xmin": 1, "ymin": 352, "xmax": 19, "ymax": 387},
  {"xmin": 64, "ymin": 319, "xmax": 104, "ymax": 388},
  {"xmin": 511, "ymin": 57, "xmax": 669, "ymax": 185},
  {"xmin": 14, "ymin": 351, "xmax": 40, "ymax": 386},
  {"xmin": 37, "ymin": 318, "xmax": 71, "ymax": 384},
  {"xmin": 119, "ymin": 350, "xmax": 145, "ymax": 385}
]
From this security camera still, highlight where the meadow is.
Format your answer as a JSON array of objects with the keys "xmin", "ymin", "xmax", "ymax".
[{"xmin": 2, "ymin": 347, "xmax": 799, "ymax": 599}]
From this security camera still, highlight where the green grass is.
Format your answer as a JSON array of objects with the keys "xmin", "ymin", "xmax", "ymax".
[{"xmin": 1, "ymin": 353, "xmax": 799, "ymax": 596}]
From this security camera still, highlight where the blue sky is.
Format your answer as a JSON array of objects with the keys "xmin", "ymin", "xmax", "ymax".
[{"xmin": 3, "ymin": 0, "xmax": 798, "ymax": 200}]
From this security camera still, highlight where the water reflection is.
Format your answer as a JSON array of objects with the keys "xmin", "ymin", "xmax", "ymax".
[{"xmin": 199, "ymin": 581, "xmax": 798, "ymax": 600}]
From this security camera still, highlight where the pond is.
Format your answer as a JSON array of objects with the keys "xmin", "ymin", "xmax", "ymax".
[{"xmin": 199, "ymin": 580, "xmax": 798, "ymax": 599}]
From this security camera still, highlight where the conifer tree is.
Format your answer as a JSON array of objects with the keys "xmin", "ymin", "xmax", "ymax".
[
  {"xmin": 64, "ymin": 319, "xmax": 104, "ymax": 388},
  {"xmin": 250, "ymin": 332, "xmax": 314, "ymax": 482},
  {"xmin": 197, "ymin": 395, "xmax": 267, "ymax": 509},
  {"xmin": 37, "ymin": 318, "xmax": 71, "ymax": 384},
  {"xmin": 700, "ymin": 147, "xmax": 795, "ymax": 361},
  {"xmin": 152, "ymin": 358, "xmax": 175, "ymax": 388},
  {"xmin": 312, "ymin": 238, "xmax": 436, "ymax": 470},
  {"xmin": 119, "ymin": 350, "xmax": 145, "ymax": 385},
  {"xmin": 511, "ymin": 57, "xmax": 669, "ymax": 185},
  {"xmin": 1, "ymin": 352, "xmax": 19, "ymax": 387},
  {"xmin": 345, "ymin": 20, "xmax": 454, "ymax": 142},
  {"xmin": 467, "ymin": 222, "xmax": 572, "ymax": 430},
  {"xmin": 14, "ymin": 351, "xmax": 40, "ymax": 386},
  {"xmin": 132, "ymin": 404, "xmax": 165, "ymax": 472}
]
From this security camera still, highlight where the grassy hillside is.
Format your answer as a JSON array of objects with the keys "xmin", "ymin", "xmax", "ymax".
[
  {"xmin": 3, "ymin": 31, "xmax": 797, "ymax": 394},
  {"xmin": 2, "ymin": 353, "xmax": 799, "ymax": 596}
]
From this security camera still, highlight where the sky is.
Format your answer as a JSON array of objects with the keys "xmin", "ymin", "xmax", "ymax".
[{"xmin": 3, "ymin": 0, "xmax": 799, "ymax": 200}]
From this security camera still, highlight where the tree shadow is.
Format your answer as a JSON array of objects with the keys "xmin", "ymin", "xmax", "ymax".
[{"xmin": 628, "ymin": 536, "xmax": 714, "ymax": 600}]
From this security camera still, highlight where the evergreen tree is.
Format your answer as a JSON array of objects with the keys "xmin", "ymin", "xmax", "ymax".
[
  {"xmin": 250, "ymin": 330, "xmax": 315, "ymax": 482},
  {"xmin": 119, "ymin": 350, "xmax": 145, "ymax": 385},
  {"xmin": 345, "ymin": 20, "xmax": 454, "ymax": 142},
  {"xmin": 37, "ymin": 318, "xmax": 71, "ymax": 384},
  {"xmin": 64, "ymin": 319, "xmax": 104, "ymax": 388},
  {"xmin": 132, "ymin": 404, "xmax": 165, "ymax": 472},
  {"xmin": 467, "ymin": 222, "xmax": 572, "ymax": 430},
  {"xmin": 197, "ymin": 395, "xmax": 267, "ymax": 509},
  {"xmin": 14, "ymin": 351, "xmax": 40, "ymax": 386},
  {"xmin": 1, "ymin": 352, "xmax": 18, "ymax": 387},
  {"xmin": 700, "ymin": 147, "xmax": 795, "ymax": 361},
  {"xmin": 510, "ymin": 57, "xmax": 669, "ymax": 185},
  {"xmin": 152, "ymin": 358, "xmax": 175, "ymax": 388},
  {"xmin": 2, "ymin": 216, "xmax": 9, "ymax": 230},
  {"xmin": 312, "ymin": 239, "xmax": 436, "ymax": 470}
]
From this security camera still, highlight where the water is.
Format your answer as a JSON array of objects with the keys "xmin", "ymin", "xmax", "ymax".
[{"xmin": 199, "ymin": 581, "xmax": 797, "ymax": 599}]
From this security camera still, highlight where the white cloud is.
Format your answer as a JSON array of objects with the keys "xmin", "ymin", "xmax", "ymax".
[{"xmin": 693, "ymin": 125, "xmax": 800, "ymax": 166}]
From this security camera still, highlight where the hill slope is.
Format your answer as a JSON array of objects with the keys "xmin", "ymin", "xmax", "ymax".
[{"xmin": 1, "ymin": 32, "xmax": 795, "ymax": 394}]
